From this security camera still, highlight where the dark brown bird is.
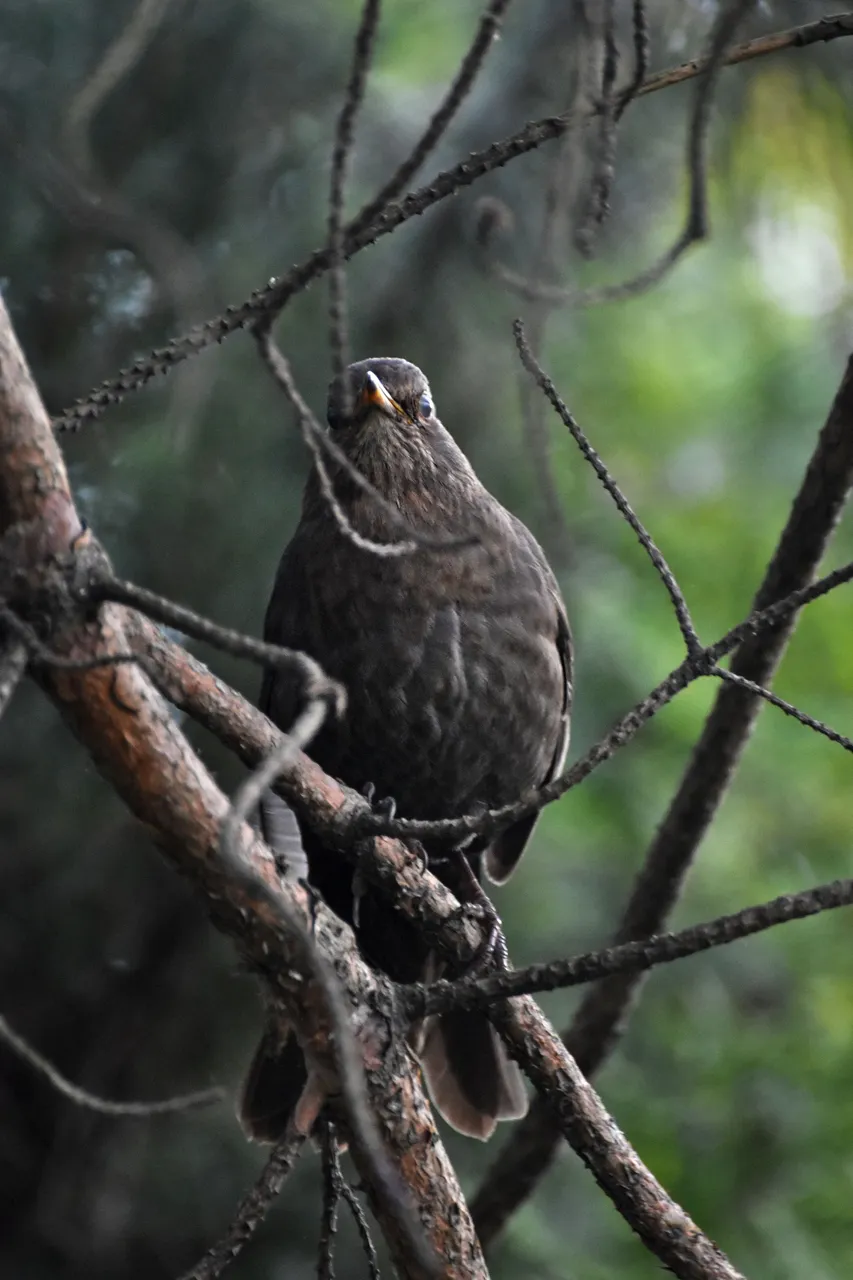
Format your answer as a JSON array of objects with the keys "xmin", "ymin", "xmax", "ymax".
[{"xmin": 240, "ymin": 357, "xmax": 572, "ymax": 1142}]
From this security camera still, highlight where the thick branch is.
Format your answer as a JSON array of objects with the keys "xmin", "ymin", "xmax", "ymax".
[
  {"xmin": 492, "ymin": 999, "xmax": 744, "ymax": 1280},
  {"xmin": 0, "ymin": 295, "xmax": 478, "ymax": 1280},
  {"xmin": 129, "ymin": 617, "xmax": 746, "ymax": 1277}
]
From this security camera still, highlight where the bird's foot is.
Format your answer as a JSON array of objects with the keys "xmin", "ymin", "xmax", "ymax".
[
  {"xmin": 448, "ymin": 850, "xmax": 509, "ymax": 975},
  {"xmin": 362, "ymin": 781, "xmax": 397, "ymax": 821},
  {"xmin": 460, "ymin": 900, "xmax": 509, "ymax": 974},
  {"xmin": 355, "ymin": 784, "xmax": 399, "ymax": 927}
]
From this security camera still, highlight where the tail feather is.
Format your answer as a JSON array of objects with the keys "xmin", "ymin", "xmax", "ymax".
[
  {"xmin": 420, "ymin": 1010, "xmax": 528, "ymax": 1141},
  {"xmin": 238, "ymin": 1024, "xmax": 307, "ymax": 1143}
]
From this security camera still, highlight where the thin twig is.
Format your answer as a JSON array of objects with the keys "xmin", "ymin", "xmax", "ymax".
[
  {"xmin": 615, "ymin": 0, "xmax": 650, "ymax": 120},
  {"xmin": 414, "ymin": 876, "xmax": 853, "ymax": 1015},
  {"xmin": 514, "ymin": 320, "xmax": 700, "ymax": 652},
  {"xmin": 220, "ymin": 695, "xmax": 329, "ymax": 867},
  {"xmin": 62, "ymin": 0, "xmax": 171, "ymax": 176},
  {"xmin": 328, "ymin": 0, "xmax": 382, "ymax": 393},
  {"xmin": 180, "ymin": 1129, "xmax": 307, "ymax": 1280},
  {"xmin": 318, "ymin": 1119, "xmax": 343, "ymax": 1280},
  {"xmin": 340, "ymin": 1180, "xmax": 381, "ymax": 1280},
  {"xmin": 0, "ymin": 601, "xmax": 160, "ymax": 677},
  {"xmin": 358, "ymin": 556, "xmax": 853, "ymax": 847},
  {"xmin": 513, "ymin": 13, "xmax": 595, "ymax": 559},
  {"xmin": 358, "ymin": 0, "xmax": 512, "ymax": 218},
  {"xmin": 53, "ymin": 11, "xmax": 853, "ymax": 431},
  {"xmin": 498, "ymin": 0, "xmax": 757, "ymax": 305},
  {"xmin": 255, "ymin": 326, "xmax": 476, "ymax": 554},
  {"xmin": 712, "ymin": 667, "xmax": 853, "ymax": 753},
  {"xmin": 0, "ymin": 1012, "xmax": 223, "ymax": 1116},
  {"xmin": 86, "ymin": 574, "xmax": 344, "ymax": 699}
]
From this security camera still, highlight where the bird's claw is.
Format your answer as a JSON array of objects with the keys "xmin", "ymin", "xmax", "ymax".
[
  {"xmin": 455, "ymin": 900, "xmax": 509, "ymax": 975},
  {"xmin": 362, "ymin": 781, "xmax": 397, "ymax": 822},
  {"xmin": 445, "ymin": 848, "xmax": 509, "ymax": 974}
]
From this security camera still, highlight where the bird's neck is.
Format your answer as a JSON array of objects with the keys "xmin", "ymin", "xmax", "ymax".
[{"xmin": 306, "ymin": 420, "xmax": 488, "ymax": 538}]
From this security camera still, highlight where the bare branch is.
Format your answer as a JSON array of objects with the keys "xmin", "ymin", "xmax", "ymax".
[
  {"xmin": 340, "ymin": 1181, "xmax": 381, "ymax": 1280},
  {"xmin": 615, "ymin": 0, "xmax": 650, "ymax": 119},
  {"xmin": 712, "ymin": 666, "xmax": 853, "ymax": 754},
  {"xmin": 86, "ymin": 573, "xmax": 343, "ymax": 701},
  {"xmin": 318, "ymin": 1120, "xmax": 343, "ymax": 1280},
  {"xmin": 514, "ymin": 319, "xmax": 700, "ymax": 652},
  {"xmin": 573, "ymin": 0, "xmax": 619, "ymax": 255},
  {"xmin": 129, "ymin": 615, "xmax": 749, "ymax": 1276},
  {"xmin": 328, "ymin": 0, "xmax": 382, "ymax": 391},
  {"xmin": 497, "ymin": 0, "xmax": 757, "ymax": 305},
  {"xmin": 415, "ymin": 877, "xmax": 853, "ymax": 1014},
  {"xmin": 636, "ymin": 12, "xmax": 853, "ymax": 99},
  {"xmin": 0, "ymin": 295, "xmax": 468, "ymax": 1280},
  {"xmin": 471, "ymin": 352, "xmax": 853, "ymax": 1247},
  {"xmin": 62, "ymin": 0, "xmax": 171, "ymax": 176},
  {"xmin": 179, "ymin": 1128, "xmax": 307, "ymax": 1280},
  {"xmin": 491, "ymin": 998, "xmax": 746, "ymax": 1280},
  {"xmin": 354, "ymin": 575, "xmax": 853, "ymax": 848},
  {"xmin": 359, "ymin": 0, "xmax": 512, "ymax": 216},
  {"xmin": 0, "ymin": 1012, "xmax": 224, "ymax": 1116},
  {"xmin": 53, "ymin": 11, "xmax": 853, "ymax": 431}
]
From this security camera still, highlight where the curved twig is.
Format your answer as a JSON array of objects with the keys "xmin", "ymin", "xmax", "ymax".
[{"xmin": 0, "ymin": 1012, "xmax": 224, "ymax": 1117}]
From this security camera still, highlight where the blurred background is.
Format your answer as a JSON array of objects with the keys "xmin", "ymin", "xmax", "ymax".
[{"xmin": 2, "ymin": 1, "xmax": 853, "ymax": 1276}]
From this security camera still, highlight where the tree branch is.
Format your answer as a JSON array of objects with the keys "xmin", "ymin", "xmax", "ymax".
[
  {"xmin": 471, "ymin": 352, "xmax": 853, "ymax": 1247},
  {"xmin": 491, "ymin": 998, "xmax": 745, "ymax": 1280},
  {"xmin": 54, "ymin": 12, "xmax": 853, "ymax": 431},
  {"xmin": 0, "ymin": 1012, "xmax": 224, "ymax": 1116},
  {"xmin": 179, "ymin": 1129, "xmax": 307, "ymax": 1280},
  {"xmin": 414, "ymin": 877, "xmax": 853, "ymax": 1014},
  {"xmin": 0, "ymin": 294, "xmax": 472, "ymax": 1280},
  {"xmin": 514, "ymin": 319, "xmax": 700, "ymax": 652},
  {"xmin": 127, "ymin": 614, "xmax": 749, "ymax": 1277},
  {"xmin": 327, "ymin": 0, "xmax": 381, "ymax": 389}
]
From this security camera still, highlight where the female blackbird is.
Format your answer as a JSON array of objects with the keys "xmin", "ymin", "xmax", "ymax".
[{"xmin": 240, "ymin": 357, "xmax": 572, "ymax": 1142}]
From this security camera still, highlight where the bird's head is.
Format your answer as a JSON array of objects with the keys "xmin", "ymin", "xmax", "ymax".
[
  {"xmin": 326, "ymin": 357, "xmax": 436, "ymax": 440},
  {"xmin": 319, "ymin": 356, "xmax": 480, "ymax": 520}
]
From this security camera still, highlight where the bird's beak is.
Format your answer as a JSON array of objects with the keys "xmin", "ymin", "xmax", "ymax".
[{"xmin": 359, "ymin": 370, "xmax": 406, "ymax": 420}]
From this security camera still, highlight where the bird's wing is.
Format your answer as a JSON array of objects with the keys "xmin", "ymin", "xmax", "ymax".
[{"xmin": 485, "ymin": 597, "xmax": 572, "ymax": 884}]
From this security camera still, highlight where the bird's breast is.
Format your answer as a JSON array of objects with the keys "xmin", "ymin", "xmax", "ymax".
[{"xmin": 307, "ymin": 567, "xmax": 562, "ymax": 823}]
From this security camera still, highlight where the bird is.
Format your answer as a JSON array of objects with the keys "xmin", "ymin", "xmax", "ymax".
[{"xmin": 240, "ymin": 356, "xmax": 572, "ymax": 1142}]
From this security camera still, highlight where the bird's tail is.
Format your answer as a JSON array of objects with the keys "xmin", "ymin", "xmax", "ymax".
[
  {"xmin": 419, "ymin": 1009, "xmax": 528, "ymax": 1141},
  {"xmin": 238, "ymin": 1024, "xmax": 307, "ymax": 1143}
]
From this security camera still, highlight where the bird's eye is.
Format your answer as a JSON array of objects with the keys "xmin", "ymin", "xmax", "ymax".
[{"xmin": 419, "ymin": 393, "xmax": 433, "ymax": 419}]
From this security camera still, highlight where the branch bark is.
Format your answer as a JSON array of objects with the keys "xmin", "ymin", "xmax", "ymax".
[
  {"xmin": 128, "ymin": 617, "xmax": 747, "ymax": 1279},
  {"xmin": 0, "ymin": 294, "xmax": 481, "ymax": 1280}
]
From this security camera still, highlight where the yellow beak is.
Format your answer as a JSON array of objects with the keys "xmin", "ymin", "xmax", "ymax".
[{"xmin": 359, "ymin": 370, "xmax": 406, "ymax": 419}]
